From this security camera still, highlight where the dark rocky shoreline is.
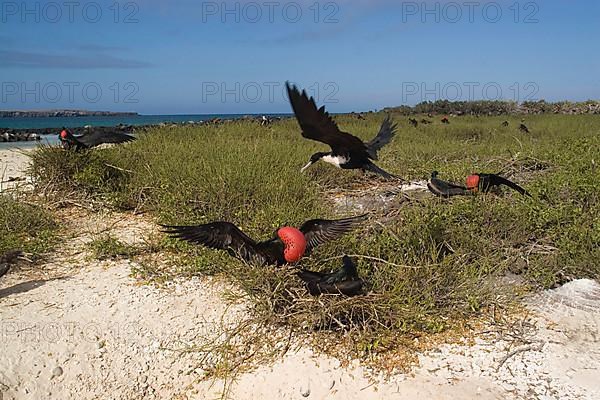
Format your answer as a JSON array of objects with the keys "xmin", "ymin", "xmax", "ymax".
[
  {"xmin": 0, "ymin": 115, "xmax": 280, "ymax": 142},
  {"xmin": 0, "ymin": 124, "xmax": 146, "ymax": 143},
  {"xmin": 0, "ymin": 110, "xmax": 137, "ymax": 118}
]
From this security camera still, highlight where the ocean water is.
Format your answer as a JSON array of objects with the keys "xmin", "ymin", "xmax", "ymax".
[{"xmin": 0, "ymin": 113, "xmax": 289, "ymax": 129}]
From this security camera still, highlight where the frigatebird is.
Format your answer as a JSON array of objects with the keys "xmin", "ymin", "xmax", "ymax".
[
  {"xmin": 59, "ymin": 127, "xmax": 135, "ymax": 151},
  {"xmin": 297, "ymin": 255, "xmax": 364, "ymax": 296},
  {"xmin": 519, "ymin": 123, "xmax": 530, "ymax": 133},
  {"xmin": 409, "ymin": 118, "xmax": 419, "ymax": 127},
  {"xmin": 427, "ymin": 171, "xmax": 470, "ymax": 197},
  {"xmin": 428, "ymin": 171, "xmax": 531, "ymax": 197},
  {"xmin": 162, "ymin": 214, "xmax": 366, "ymax": 266},
  {"xmin": 466, "ymin": 173, "xmax": 532, "ymax": 197},
  {"xmin": 286, "ymin": 83, "xmax": 397, "ymax": 179}
]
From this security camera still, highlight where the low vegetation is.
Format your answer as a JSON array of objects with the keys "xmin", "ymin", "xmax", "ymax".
[
  {"xmin": 87, "ymin": 234, "xmax": 140, "ymax": 261},
  {"xmin": 28, "ymin": 113, "xmax": 600, "ymax": 363},
  {"xmin": 385, "ymin": 99, "xmax": 600, "ymax": 115},
  {"xmin": 0, "ymin": 195, "xmax": 57, "ymax": 257}
]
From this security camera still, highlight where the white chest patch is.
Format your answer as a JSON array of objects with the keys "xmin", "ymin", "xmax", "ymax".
[{"xmin": 322, "ymin": 154, "xmax": 348, "ymax": 167}]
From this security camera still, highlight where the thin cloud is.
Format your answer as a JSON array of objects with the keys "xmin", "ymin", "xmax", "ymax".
[
  {"xmin": 76, "ymin": 44, "xmax": 128, "ymax": 52},
  {"xmin": 0, "ymin": 50, "xmax": 151, "ymax": 69}
]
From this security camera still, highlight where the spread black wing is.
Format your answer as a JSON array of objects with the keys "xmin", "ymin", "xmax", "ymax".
[
  {"xmin": 366, "ymin": 115, "xmax": 397, "ymax": 160},
  {"xmin": 286, "ymin": 82, "xmax": 368, "ymax": 156},
  {"xmin": 78, "ymin": 131, "xmax": 136, "ymax": 148},
  {"xmin": 161, "ymin": 222, "xmax": 264, "ymax": 263},
  {"xmin": 299, "ymin": 214, "xmax": 367, "ymax": 252}
]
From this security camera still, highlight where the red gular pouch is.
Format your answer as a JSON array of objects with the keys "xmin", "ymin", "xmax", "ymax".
[
  {"xmin": 277, "ymin": 227, "xmax": 307, "ymax": 263},
  {"xmin": 60, "ymin": 130, "xmax": 68, "ymax": 139},
  {"xmin": 466, "ymin": 174, "xmax": 480, "ymax": 192}
]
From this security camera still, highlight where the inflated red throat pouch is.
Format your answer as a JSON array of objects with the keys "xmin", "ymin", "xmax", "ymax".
[
  {"xmin": 466, "ymin": 174, "xmax": 480, "ymax": 191},
  {"xmin": 277, "ymin": 227, "xmax": 307, "ymax": 263}
]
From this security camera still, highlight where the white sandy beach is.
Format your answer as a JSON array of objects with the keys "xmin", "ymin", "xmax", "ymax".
[{"xmin": 0, "ymin": 148, "xmax": 32, "ymax": 191}]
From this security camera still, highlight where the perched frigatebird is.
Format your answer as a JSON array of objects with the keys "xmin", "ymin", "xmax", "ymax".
[
  {"xmin": 162, "ymin": 214, "xmax": 366, "ymax": 266},
  {"xmin": 59, "ymin": 127, "xmax": 135, "ymax": 151},
  {"xmin": 466, "ymin": 173, "xmax": 532, "ymax": 197},
  {"xmin": 519, "ymin": 123, "xmax": 530, "ymax": 133},
  {"xmin": 428, "ymin": 172, "xmax": 531, "ymax": 197},
  {"xmin": 427, "ymin": 171, "xmax": 470, "ymax": 197},
  {"xmin": 286, "ymin": 83, "xmax": 397, "ymax": 179},
  {"xmin": 297, "ymin": 255, "xmax": 364, "ymax": 296},
  {"xmin": 409, "ymin": 118, "xmax": 419, "ymax": 127}
]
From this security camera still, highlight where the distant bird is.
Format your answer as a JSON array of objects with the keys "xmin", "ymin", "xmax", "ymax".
[
  {"xmin": 466, "ymin": 173, "xmax": 532, "ymax": 197},
  {"xmin": 0, "ymin": 250, "xmax": 27, "ymax": 278},
  {"xmin": 162, "ymin": 214, "xmax": 367, "ymax": 266},
  {"xmin": 260, "ymin": 115, "xmax": 272, "ymax": 126},
  {"xmin": 519, "ymin": 123, "xmax": 530, "ymax": 133},
  {"xmin": 427, "ymin": 171, "xmax": 470, "ymax": 197},
  {"xmin": 420, "ymin": 119, "xmax": 432, "ymax": 124},
  {"xmin": 59, "ymin": 127, "xmax": 135, "ymax": 151},
  {"xmin": 441, "ymin": 117, "xmax": 450, "ymax": 124},
  {"xmin": 501, "ymin": 120, "xmax": 510, "ymax": 127},
  {"xmin": 286, "ymin": 82, "xmax": 397, "ymax": 179},
  {"xmin": 297, "ymin": 255, "xmax": 364, "ymax": 296},
  {"xmin": 409, "ymin": 118, "xmax": 419, "ymax": 127}
]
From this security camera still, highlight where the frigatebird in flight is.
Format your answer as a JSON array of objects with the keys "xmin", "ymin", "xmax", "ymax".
[
  {"xmin": 297, "ymin": 255, "xmax": 364, "ymax": 296},
  {"xmin": 59, "ymin": 127, "xmax": 135, "ymax": 151},
  {"xmin": 286, "ymin": 83, "xmax": 397, "ymax": 179},
  {"xmin": 162, "ymin": 214, "xmax": 366, "ymax": 266}
]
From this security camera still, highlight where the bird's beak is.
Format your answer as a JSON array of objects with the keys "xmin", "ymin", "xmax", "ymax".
[{"xmin": 300, "ymin": 161, "xmax": 314, "ymax": 173}]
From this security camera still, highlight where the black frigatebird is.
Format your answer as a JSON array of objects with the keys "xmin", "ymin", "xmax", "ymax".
[
  {"xmin": 162, "ymin": 214, "xmax": 367, "ymax": 266},
  {"xmin": 519, "ymin": 123, "xmax": 530, "ymax": 133},
  {"xmin": 59, "ymin": 127, "xmax": 135, "ymax": 151},
  {"xmin": 428, "ymin": 172, "xmax": 531, "ymax": 197},
  {"xmin": 409, "ymin": 118, "xmax": 419, "ymax": 127},
  {"xmin": 286, "ymin": 83, "xmax": 397, "ymax": 179},
  {"xmin": 427, "ymin": 171, "xmax": 471, "ymax": 197},
  {"xmin": 297, "ymin": 255, "xmax": 364, "ymax": 296},
  {"xmin": 467, "ymin": 173, "xmax": 532, "ymax": 197}
]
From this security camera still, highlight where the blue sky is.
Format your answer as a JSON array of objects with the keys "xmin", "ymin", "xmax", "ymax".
[{"xmin": 1, "ymin": 0, "xmax": 599, "ymax": 114}]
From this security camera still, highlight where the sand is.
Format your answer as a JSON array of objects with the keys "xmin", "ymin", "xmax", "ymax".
[
  {"xmin": 1, "ymin": 148, "xmax": 599, "ymax": 399},
  {"xmin": 0, "ymin": 148, "xmax": 32, "ymax": 192}
]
